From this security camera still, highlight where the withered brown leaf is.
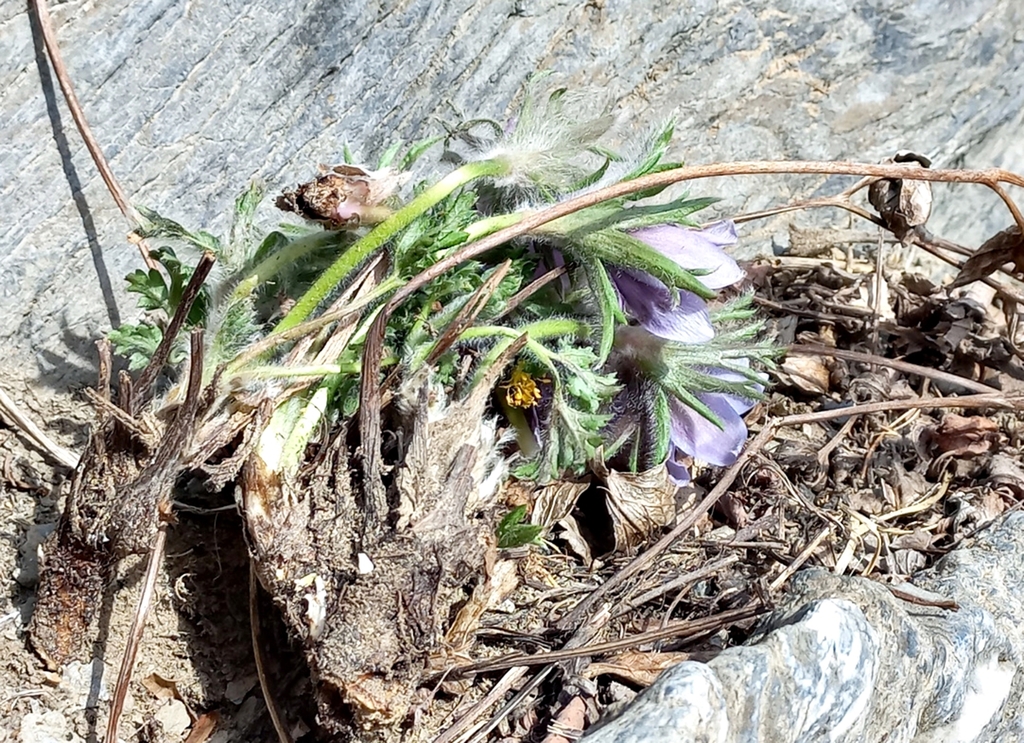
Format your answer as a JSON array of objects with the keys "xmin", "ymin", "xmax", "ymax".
[
  {"xmin": 593, "ymin": 457, "xmax": 676, "ymax": 552},
  {"xmin": 950, "ymin": 225, "xmax": 1024, "ymax": 289}
]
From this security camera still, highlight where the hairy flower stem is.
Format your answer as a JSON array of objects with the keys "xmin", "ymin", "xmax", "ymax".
[
  {"xmin": 273, "ymin": 159, "xmax": 510, "ymax": 334},
  {"xmin": 464, "ymin": 212, "xmax": 524, "ymax": 241},
  {"xmin": 458, "ymin": 318, "xmax": 587, "ymax": 344},
  {"xmin": 232, "ymin": 230, "xmax": 346, "ymax": 301}
]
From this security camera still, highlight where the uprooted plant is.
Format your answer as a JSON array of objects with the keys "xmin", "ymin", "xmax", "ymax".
[{"xmin": 27, "ymin": 75, "xmax": 1024, "ymax": 742}]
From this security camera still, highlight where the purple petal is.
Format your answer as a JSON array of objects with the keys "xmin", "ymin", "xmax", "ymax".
[
  {"xmin": 668, "ymin": 394, "xmax": 749, "ymax": 467},
  {"xmin": 612, "ymin": 269, "xmax": 714, "ymax": 343},
  {"xmin": 666, "ymin": 454, "xmax": 691, "ymax": 485},
  {"xmin": 629, "ymin": 221, "xmax": 744, "ymax": 290},
  {"xmin": 704, "ymin": 366, "xmax": 763, "ymax": 415}
]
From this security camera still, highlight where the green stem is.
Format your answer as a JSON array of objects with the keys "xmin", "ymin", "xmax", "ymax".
[
  {"xmin": 273, "ymin": 159, "xmax": 510, "ymax": 334},
  {"xmin": 232, "ymin": 230, "xmax": 346, "ymax": 302},
  {"xmin": 458, "ymin": 317, "xmax": 587, "ymax": 343},
  {"xmin": 464, "ymin": 211, "xmax": 525, "ymax": 242},
  {"xmin": 460, "ymin": 318, "xmax": 589, "ymax": 387},
  {"xmin": 281, "ymin": 383, "xmax": 332, "ymax": 471}
]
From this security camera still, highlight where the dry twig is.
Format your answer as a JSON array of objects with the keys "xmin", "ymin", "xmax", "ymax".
[
  {"xmin": 250, "ymin": 564, "xmax": 293, "ymax": 743},
  {"xmin": 29, "ymin": 0, "xmax": 156, "ymax": 269},
  {"xmin": 104, "ymin": 526, "xmax": 167, "ymax": 743},
  {"xmin": 0, "ymin": 386, "xmax": 78, "ymax": 469}
]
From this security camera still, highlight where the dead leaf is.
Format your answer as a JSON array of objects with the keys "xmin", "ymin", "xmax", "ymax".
[
  {"xmin": 532, "ymin": 480, "xmax": 591, "ymax": 528},
  {"xmin": 141, "ymin": 672, "xmax": 184, "ymax": 702},
  {"xmin": 890, "ymin": 529, "xmax": 936, "ymax": 551},
  {"xmin": 583, "ymin": 650, "xmax": 690, "ymax": 686},
  {"xmin": 924, "ymin": 414, "xmax": 1001, "ymax": 457},
  {"xmin": 444, "ymin": 559, "xmax": 519, "ymax": 653},
  {"xmin": 558, "ymin": 513, "xmax": 593, "ymax": 566},
  {"xmin": 846, "ymin": 489, "xmax": 886, "ymax": 515},
  {"xmin": 977, "ymin": 489, "xmax": 1009, "ymax": 522},
  {"xmin": 779, "ymin": 354, "xmax": 831, "ymax": 395},
  {"xmin": 593, "ymin": 458, "xmax": 676, "ymax": 552},
  {"xmin": 892, "ymin": 549, "xmax": 928, "ymax": 575},
  {"xmin": 950, "ymin": 225, "xmax": 1024, "ymax": 289},
  {"xmin": 183, "ymin": 712, "xmax": 220, "ymax": 743}
]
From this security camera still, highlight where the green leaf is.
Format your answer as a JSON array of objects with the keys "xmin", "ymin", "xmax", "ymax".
[
  {"xmin": 399, "ymin": 136, "xmax": 444, "ymax": 170},
  {"xmin": 620, "ymin": 121, "xmax": 675, "ymax": 183},
  {"xmin": 608, "ymin": 196, "xmax": 720, "ymax": 231},
  {"xmin": 147, "ymin": 247, "xmax": 209, "ymax": 326},
  {"xmin": 497, "ymin": 505, "xmax": 543, "ymax": 548},
  {"xmin": 564, "ymin": 155, "xmax": 612, "ymax": 193},
  {"xmin": 651, "ymin": 387, "xmax": 672, "ymax": 465},
  {"xmin": 377, "ymin": 141, "xmax": 404, "ymax": 169},
  {"xmin": 581, "ymin": 259, "xmax": 620, "ymax": 365},
  {"xmin": 108, "ymin": 323, "xmax": 164, "ymax": 371},
  {"xmin": 572, "ymin": 229, "xmax": 715, "ymax": 299},
  {"xmin": 125, "ymin": 269, "xmax": 168, "ymax": 311},
  {"xmin": 232, "ymin": 181, "xmax": 264, "ymax": 234},
  {"xmin": 249, "ymin": 230, "xmax": 292, "ymax": 266},
  {"xmin": 227, "ymin": 181, "xmax": 266, "ymax": 266},
  {"xmin": 135, "ymin": 206, "xmax": 222, "ymax": 254},
  {"xmin": 622, "ymin": 162, "xmax": 686, "ymax": 201}
]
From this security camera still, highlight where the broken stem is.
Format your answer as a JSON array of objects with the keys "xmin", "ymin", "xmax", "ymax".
[
  {"xmin": 0, "ymin": 385, "xmax": 78, "ymax": 469},
  {"xmin": 132, "ymin": 250, "xmax": 217, "ymax": 415}
]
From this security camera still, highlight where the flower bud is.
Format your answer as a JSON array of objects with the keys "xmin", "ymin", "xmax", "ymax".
[{"xmin": 276, "ymin": 164, "xmax": 406, "ymax": 228}]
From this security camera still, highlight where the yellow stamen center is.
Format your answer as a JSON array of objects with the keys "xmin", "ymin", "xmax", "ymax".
[{"xmin": 501, "ymin": 367, "xmax": 544, "ymax": 409}]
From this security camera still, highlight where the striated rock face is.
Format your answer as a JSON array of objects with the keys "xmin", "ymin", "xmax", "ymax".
[
  {"xmin": 2, "ymin": 0, "xmax": 1023, "ymax": 389},
  {"xmin": 582, "ymin": 512, "xmax": 1024, "ymax": 743}
]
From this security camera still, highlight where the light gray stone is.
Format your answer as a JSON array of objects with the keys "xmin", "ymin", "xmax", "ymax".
[
  {"xmin": 2, "ymin": 0, "xmax": 1023, "ymax": 391},
  {"xmin": 18, "ymin": 709, "xmax": 84, "ymax": 743},
  {"xmin": 582, "ymin": 512, "xmax": 1024, "ymax": 743}
]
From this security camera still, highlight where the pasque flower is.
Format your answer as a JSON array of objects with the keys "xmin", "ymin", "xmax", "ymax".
[
  {"xmin": 605, "ymin": 222, "xmax": 765, "ymax": 484},
  {"xmin": 664, "ymin": 366, "xmax": 759, "ymax": 484},
  {"xmin": 613, "ymin": 323, "xmax": 766, "ymax": 485},
  {"xmin": 612, "ymin": 221, "xmax": 744, "ymax": 344}
]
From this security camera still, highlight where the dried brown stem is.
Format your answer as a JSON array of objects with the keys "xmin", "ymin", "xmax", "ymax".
[
  {"xmin": 425, "ymin": 259, "xmax": 512, "ymax": 368},
  {"xmin": 777, "ymin": 393, "xmax": 1024, "ymax": 427},
  {"xmin": 730, "ymin": 195, "xmax": 884, "ymax": 228},
  {"xmin": 788, "ymin": 343, "xmax": 998, "ymax": 394},
  {"xmin": 132, "ymin": 251, "xmax": 216, "ymax": 415},
  {"xmin": 492, "ymin": 266, "xmax": 568, "ymax": 322},
  {"xmin": 434, "ymin": 667, "xmax": 530, "ymax": 743},
  {"xmin": 0, "ymin": 385, "xmax": 78, "ymax": 469},
  {"xmin": 29, "ymin": 0, "xmax": 156, "ymax": 269},
  {"xmin": 250, "ymin": 563, "xmax": 293, "ymax": 743},
  {"xmin": 614, "ymin": 555, "xmax": 741, "ymax": 618},
  {"xmin": 554, "ymin": 425, "xmax": 777, "ymax": 631},
  {"xmin": 454, "ymin": 604, "xmax": 763, "ymax": 676},
  {"xmin": 104, "ymin": 525, "xmax": 167, "ymax": 743},
  {"xmin": 768, "ymin": 525, "xmax": 832, "ymax": 591},
  {"xmin": 463, "ymin": 668, "xmax": 554, "ymax": 743}
]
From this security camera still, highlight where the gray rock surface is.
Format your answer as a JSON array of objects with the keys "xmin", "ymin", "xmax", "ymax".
[
  {"xmin": 2, "ymin": 0, "xmax": 1024, "ymax": 392},
  {"xmin": 582, "ymin": 512, "xmax": 1024, "ymax": 743}
]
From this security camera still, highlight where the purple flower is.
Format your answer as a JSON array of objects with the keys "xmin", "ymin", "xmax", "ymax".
[
  {"xmin": 665, "ymin": 367, "xmax": 758, "ymax": 485},
  {"xmin": 612, "ymin": 221, "xmax": 743, "ymax": 344}
]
